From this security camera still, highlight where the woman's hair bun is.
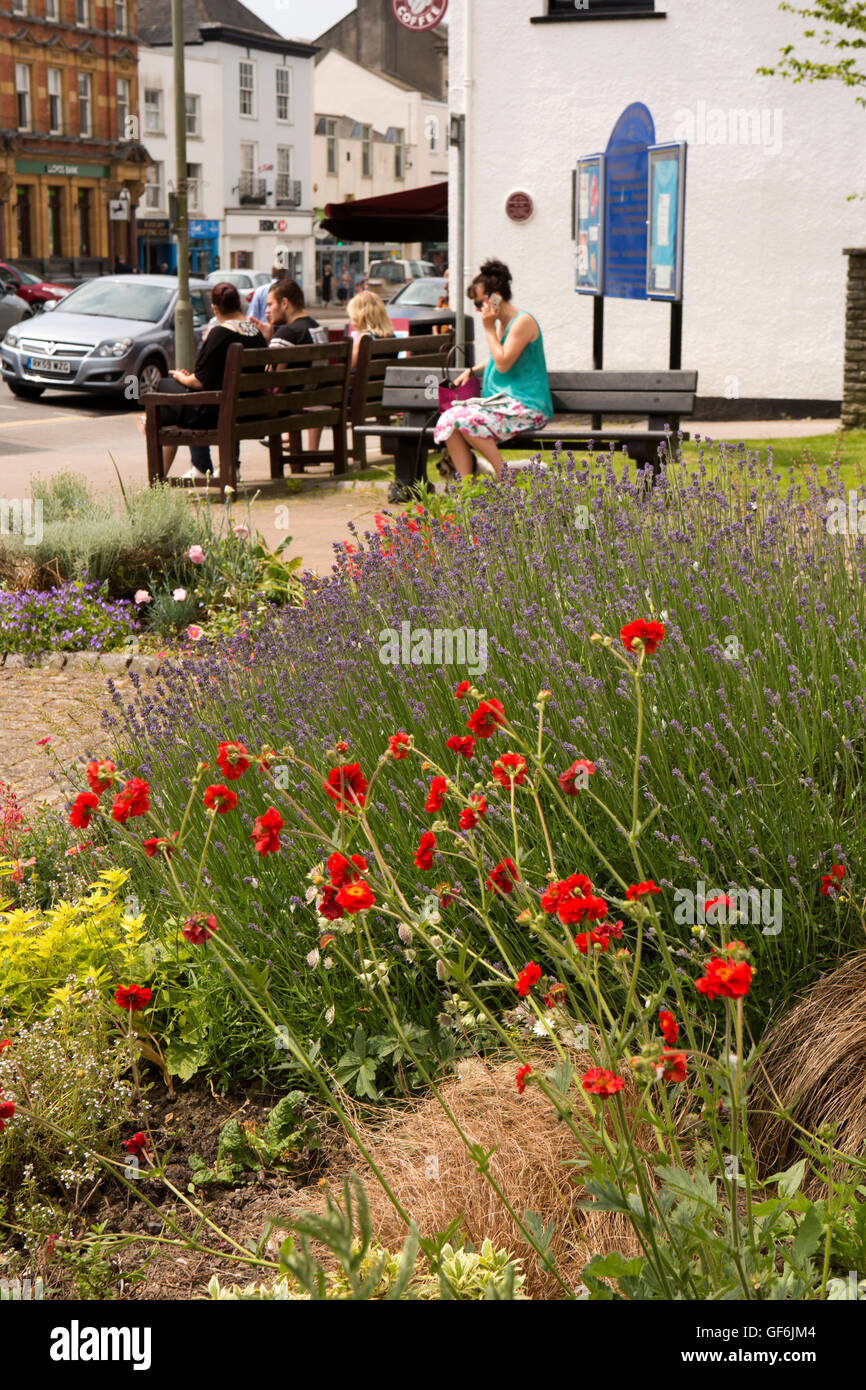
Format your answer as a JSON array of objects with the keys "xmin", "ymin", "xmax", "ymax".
[{"xmin": 467, "ymin": 259, "xmax": 513, "ymax": 302}]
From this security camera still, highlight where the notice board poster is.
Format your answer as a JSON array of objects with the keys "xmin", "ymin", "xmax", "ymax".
[
  {"xmin": 647, "ymin": 142, "xmax": 686, "ymax": 300},
  {"xmin": 574, "ymin": 154, "xmax": 604, "ymax": 295}
]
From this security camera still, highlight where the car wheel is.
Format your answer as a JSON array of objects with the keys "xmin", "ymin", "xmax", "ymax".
[
  {"xmin": 136, "ymin": 358, "xmax": 164, "ymax": 396},
  {"xmin": 7, "ymin": 381, "xmax": 45, "ymax": 399}
]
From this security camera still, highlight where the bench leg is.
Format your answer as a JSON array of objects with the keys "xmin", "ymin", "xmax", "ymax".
[
  {"xmin": 333, "ymin": 418, "xmax": 347, "ymax": 475},
  {"xmin": 145, "ymin": 410, "xmax": 163, "ymax": 485},
  {"xmin": 352, "ymin": 429, "xmax": 367, "ymax": 466},
  {"xmin": 268, "ymin": 434, "xmax": 283, "ymax": 480},
  {"xmin": 287, "ymin": 430, "xmax": 305, "ymax": 474},
  {"xmin": 217, "ymin": 438, "xmax": 237, "ymax": 493},
  {"xmin": 394, "ymin": 439, "xmax": 424, "ymax": 490}
]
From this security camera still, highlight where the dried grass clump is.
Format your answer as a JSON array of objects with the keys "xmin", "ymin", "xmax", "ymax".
[
  {"xmin": 750, "ymin": 953, "xmax": 866, "ymax": 1184},
  {"xmin": 292, "ymin": 1051, "xmax": 649, "ymax": 1299}
]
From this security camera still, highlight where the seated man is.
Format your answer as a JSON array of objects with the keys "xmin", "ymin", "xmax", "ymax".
[{"xmin": 252, "ymin": 279, "xmax": 329, "ymax": 452}]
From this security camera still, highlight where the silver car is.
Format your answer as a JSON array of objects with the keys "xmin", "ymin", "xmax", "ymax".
[
  {"xmin": 0, "ymin": 275, "xmax": 212, "ymax": 401},
  {"xmin": 0, "ymin": 283, "xmax": 30, "ymax": 335}
]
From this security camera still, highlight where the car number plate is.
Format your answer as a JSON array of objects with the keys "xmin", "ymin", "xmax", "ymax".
[{"xmin": 27, "ymin": 356, "xmax": 72, "ymax": 373}]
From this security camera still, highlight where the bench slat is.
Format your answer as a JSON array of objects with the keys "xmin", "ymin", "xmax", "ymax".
[{"xmin": 549, "ymin": 391, "xmax": 697, "ymax": 414}]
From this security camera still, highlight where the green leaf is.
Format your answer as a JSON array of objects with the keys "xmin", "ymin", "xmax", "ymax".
[
  {"xmin": 791, "ymin": 1205, "xmax": 824, "ymax": 1268},
  {"xmin": 772, "ymin": 1158, "xmax": 807, "ymax": 1199},
  {"xmin": 165, "ymin": 1035, "xmax": 209, "ymax": 1082},
  {"xmin": 583, "ymin": 1251, "xmax": 645, "ymax": 1280}
]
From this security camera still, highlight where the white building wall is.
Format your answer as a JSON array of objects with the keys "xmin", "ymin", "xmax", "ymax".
[{"xmin": 448, "ymin": 0, "xmax": 866, "ymax": 406}]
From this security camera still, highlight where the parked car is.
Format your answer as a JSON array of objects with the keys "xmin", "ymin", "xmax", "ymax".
[
  {"xmin": 0, "ymin": 285, "xmax": 30, "ymax": 336},
  {"xmin": 0, "ymin": 275, "xmax": 212, "ymax": 400},
  {"xmin": 0, "ymin": 261, "xmax": 71, "ymax": 309},
  {"xmin": 367, "ymin": 259, "xmax": 437, "ymax": 302},
  {"xmin": 206, "ymin": 268, "xmax": 271, "ymax": 308},
  {"xmin": 386, "ymin": 277, "xmax": 455, "ymax": 328}
]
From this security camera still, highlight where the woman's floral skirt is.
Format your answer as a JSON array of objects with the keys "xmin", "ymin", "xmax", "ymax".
[{"xmin": 433, "ymin": 394, "xmax": 548, "ymax": 446}]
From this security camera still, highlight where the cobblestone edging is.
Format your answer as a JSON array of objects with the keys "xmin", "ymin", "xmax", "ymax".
[{"xmin": 0, "ymin": 652, "xmax": 163, "ymax": 675}]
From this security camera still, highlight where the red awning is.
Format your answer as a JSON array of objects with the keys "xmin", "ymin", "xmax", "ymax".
[{"xmin": 320, "ymin": 181, "xmax": 447, "ymax": 242}]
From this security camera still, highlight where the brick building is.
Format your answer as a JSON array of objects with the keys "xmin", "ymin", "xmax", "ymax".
[{"xmin": 0, "ymin": 0, "xmax": 151, "ymax": 276}]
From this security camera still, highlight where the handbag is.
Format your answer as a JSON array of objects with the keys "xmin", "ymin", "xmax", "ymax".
[{"xmin": 437, "ymin": 343, "xmax": 479, "ymax": 411}]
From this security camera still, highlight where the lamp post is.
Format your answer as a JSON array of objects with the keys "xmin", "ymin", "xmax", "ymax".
[
  {"xmin": 449, "ymin": 113, "xmax": 466, "ymax": 356},
  {"xmin": 172, "ymin": 0, "xmax": 193, "ymax": 369}
]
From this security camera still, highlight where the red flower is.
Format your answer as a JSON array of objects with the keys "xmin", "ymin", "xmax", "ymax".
[
  {"xmin": 414, "ymin": 831, "xmax": 436, "ymax": 870},
  {"xmin": 122, "ymin": 1132, "xmax": 150, "ymax": 1158},
  {"xmin": 182, "ymin": 912, "xmax": 218, "ymax": 944},
  {"xmin": 695, "ymin": 956, "xmax": 753, "ymax": 1000},
  {"xmin": 541, "ymin": 873, "xmax": 593, "ymax": 914},
  {"xmin": 660, "ymin": 1051, "xmax": 687, "ymax": 1084},
  {"xmin": 541, "ymin": 874, "xmax": 606, "ymax": 926},
  {"xmin": 620, "ymin": 619, "xmax": 666, "ymax": 656},
  {"xmin": 445, "ymin": 734, "xmax": 475, "ymax": 758},
  {"xmin": 0, "ymin": 1041, "xmax": 11, "ymax": 1052},
  {"xmin": 251, "ymin": 806, "xmax": 284, "ymax": 855},
  {"xmin": 466, "ymin": 698, "xmax": 505, "ymax": 739},
  {"xmin": 317, "ymin": 885, "xmax": 345, "ymax": 920},
  {"xmin": 581, "ymin": 1067, "xmax": 624, "ymax": 1098},
  {"xmin": 492, "ymin": 752, "xmax": 527, "ymax": 788},
  {"xmin": 203, "ymin": 784, "xmax": 238, "ymax": 814},
  {"xmin": 558, "ymin": 759, "xmax": 595, "ymax": 794},
  {"xmin": 388, "ymin": 731, "xmax": 410, "ymax": 759},
  {"xmin": 111, "ymin": 777, "xmax": 150, "ymax": 824},
  {"xmin": 113, "ymin": 984, "xmax": 152, "ymax": 1011},
  {"xmin": 0, "ymin": 1100, "xmax": 15, "ymax": 1122},
  {"xmin": 515, "ymin": 1063, "xmax": 532, "ymax": 1095},
  {"xmin": 820, "ymin": 864, "xmax": 845, "ymax": 896},
  {"xmin": 69, "ymin": 791, "xmax": 99, "ymax": 829},
  {"xmin": 323, "ymin": 762, "xmax": 367, "ymax": 813},
  {"xmin": 704, "ymin": 894, "xmax": 733, "ymax": 919},
  {"xmin": 625, "ymin": 880, "xmax": 661, "ymax": 901},
  {"xmin": 86, "ymin": 759, "xmax": 115, "ymax": 796},
  {"xmin": 216, "ymin": 740, "xmax": 251, "ymax": 780},
  {"xmin": 336, "ymin": 880, "xmax": 376, "ymax": 914},
  {"xmin": 514, "ymin": 961, "xmax": 542, "ymax": 997},
  {"xmin": 142, "ymin": 837, "xmax": 173, "ymax": 858},
  {"xmin": 326, "ymin": 852, "xmax": 367, "ymax": 887},
  {"xmin": 459, "ymin": 795, "xmax": 486, "ymax": 830},
  {"xmin": 659, "ymin": 1010, "xmax": 678, "ymax": 1046},
  {"xmin": 454, "ymin": 681, "xmax": 470, "ymax": 699},
  {"xmin": 487, "ymin": 858, "xmax": 519, "ymax": 895},
  {"xmin": 574, "ymin": 930, "xmax": 609, "ymax": 955},
  {"xmin": 335, "ymin": 740, "xmax": 349, "ymax": 753},
  {"xmin": 424, "ymin": 775, "xmax": 448, "ymax": 813}
]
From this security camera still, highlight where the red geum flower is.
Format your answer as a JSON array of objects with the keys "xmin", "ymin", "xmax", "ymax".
[
  {"xmin": 659, "ymin": 1010, "xmax": 678, "ymax": 1046},
  {"xmin": 492, "ymin": 752, "xmax": 527, "ymax": 788},
  {"xmin": 458, "ymin": 795, "xmax": 486, "ymax": 830},
  {"xmin": 203, "ymin": 784, "xmax": 238, "ymax": 814},
  {"xmin": 86, "ymin": 759, "xmax": 115, "ymax": 796},
  {"xmin": 558, "ymin": 759, "xmax": 595, "ymax": 794},
  {"xmin": 625, "ymin": 880, "xmax": 661, "ymax": 901},
  {"xmin": 142, "ymin": 836, "xmax": 173, "ymax": 858},
  {"xmin": 574, "ymin": 930, "xmax": 610, "ymax": 955},
  {"xmin": 487, "ymin": 858, "xmax": 519, "ymax": 895},
  {"xmin": 0, "ymin": 1040, "xmax": 11, "ymax": 1051},
  {"xmin": 695, "ymin": 956, "xmax": 753, "ymax": 1000},
  {"xmin": 445, "ymin": 734, "xmax": 475, "ymax": 758},
  {"xmin": 704, "ymin": 894, "xmax": 733, "ymax": 919},
  {"xmin": 251, "ymin": 806, "xmax": 284, "ymax": 855},
  {"xmin": 336, "ymin": 880, "xmax": 376, "ymax": 914},
  {"xmin": 182, "ymin": 912, "xmax": 218, "ymax": 945},
  {"xmin": 540, "ymin": 873, "xmax": 594, "ymax": 914},
  {"xmin": 317, "ymin": 885, "xmax": 345, "ymax": 921},
  {"xmin": 122, "ymin": 1132, "xmax": 150, "ymax": 1158},
  {"xmin": 323, "ymin": 762, "xmax": 367, "ymax": 813},
  {"xmin": 514, "ymin": 961, "xmax": 542, "ymax": 997},
  {"xmin": 0, "ymin": 1100, "xmax": 15, "ymax": 1122},
  {"xmin": 620, "ymin": 619, "xmax": 666, "ymax": 656},
  {"xmin": 424, "ymin": 775, "xmax": 448, "ymax": 813},
  {"xmin": 111, "ymin": 777, "xmax": 150, "ymax": 824},
  {"xmin": 466, "ymin": 698, "xmax": 505, "ymax": 739},
  {"xmin": 113, "ymin": 984, "xmax": 152, "ymax": 1011},
  {"xmin": 454, "ymin": 681, "xmax": 470, "ymax": 699},
  {"xmin": 558, "ymin": 892, "xmax": 608, "ymax": 926},
  {"xmin": 414, "ymin": 831, "xmax": 436, "ymax": 870},
  {"xmin": 581, "ymin": 1067, "xmax": 624, "ymax": 1098},
  {"xmin": 326, "ymin": 852, "xmax": 367, "ymax": 887},
  {"xmin": 660, "ymin": 1051, "xmax": 688, "ymax": 1084},
  {"xmin": 515, "ymin": 1063, "xmax": 532, "ymax": 1095},
  {"xmin": 819, "ymin": 864, "xmax": 845, "ymax": 896},
  {"xmin": 388, "ymin": 731, "xmax": 410, "ymax": 759},
  {"xmin": 335, "ymin": 740, "xmax": 349, "ymax": 753},
  {"xmin": 216, "ymin": 741, "xmax": 251, "ymax": 780},
  {"xmin": 69, "ymin": 791, "xmax": 99, "ymax": 829}
]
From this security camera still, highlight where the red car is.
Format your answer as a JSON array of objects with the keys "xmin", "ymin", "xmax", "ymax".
[{"xmin": 0, "ymin": 262, "xmax": 70, "ymax": 308}]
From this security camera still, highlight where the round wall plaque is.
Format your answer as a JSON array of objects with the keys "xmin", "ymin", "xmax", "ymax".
[
  {"xmin": 391, "ymin": 0, "xmax": 447, "ymax": 32},
  {"xmin": 505, "ymin": 190, "xmax": 535, "ymax": 224}
]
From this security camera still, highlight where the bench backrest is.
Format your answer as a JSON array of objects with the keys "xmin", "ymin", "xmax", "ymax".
[
  {"xmin": 352, "ymin": 330, "xmax": 455, "ymax": 427},
  {"xmin": 379, "ymin": 366, "xmax": 697, "ymax": 420},
  {"xmin": 219, "ymin": 339, "xmax": 352, "ymax": 441}
]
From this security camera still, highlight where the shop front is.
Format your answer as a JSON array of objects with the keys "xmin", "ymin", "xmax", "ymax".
[
  {"xmin": 189, "ymin": 219, "xmax": 220, "ymax": 276},
  {"xmin": 224, "ymin": 212, "xmax": 314, "ymax": 292},
  {"xmin": 3, "ymin": 157, "xmax": 146, "ymax": 278},
  {"xmin": 138, "ymin": 218, "xmax": 175, "ymax": 274}
]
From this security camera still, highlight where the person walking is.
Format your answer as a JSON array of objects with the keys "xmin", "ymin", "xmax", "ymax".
[
  {"xmin": 138, "ymin": 281, "xmax": 267, "ymax": 479},
  {"xmin": 435, "ymin": 259, "xmax": 552, "ymax": 482},
  {"xmin": 320, "ymin": 261, "xmax": 333, "ymax": 306},
  {"xmin": 337, "ymin": 266, "xmax": 351, "ymax": 305}
]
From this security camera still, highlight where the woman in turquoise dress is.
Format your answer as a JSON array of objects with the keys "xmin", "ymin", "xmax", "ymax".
[{"xmin": 434, "ymin": 259, "xmax": 553, "ymax": 481}]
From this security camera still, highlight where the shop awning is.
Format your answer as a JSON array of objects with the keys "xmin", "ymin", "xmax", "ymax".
[{"xmin": 320, "ymin": 181, "xmax": 448, "ymax": 242}]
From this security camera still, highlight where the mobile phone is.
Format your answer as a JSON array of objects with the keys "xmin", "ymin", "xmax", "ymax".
[{"xmin": 488, "ymin": 293, "xmax": 502, "ymax": 313}]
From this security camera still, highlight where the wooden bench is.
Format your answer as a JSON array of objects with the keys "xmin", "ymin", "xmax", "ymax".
[
  {"xmin": 144, "ymin": 339, "xmax": 353, "ymax": 492},
  {"xmin": 349, "ymin": 329, "xmax": 455, "ymax": 466}
]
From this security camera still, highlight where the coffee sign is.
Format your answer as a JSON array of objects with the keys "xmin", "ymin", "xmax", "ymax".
[{"xmin": 391, "ymin": 0, "xmax": 447, "ymax": 31}]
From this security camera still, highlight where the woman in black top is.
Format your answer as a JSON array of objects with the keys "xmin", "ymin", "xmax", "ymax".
[{"xmin": 142, "ymin": 281, "xmax": 267, "ymax": 478}]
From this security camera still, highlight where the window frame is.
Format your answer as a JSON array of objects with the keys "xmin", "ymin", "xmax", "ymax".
[
  {"xmin": 393, "ymin": 127, "xmax": 405, "ymax": 181},
  {"xmin": 15, "ymin": 64, "xmax": 31, "ymax": 133},
  {"xmin": 74, "ymin": 0, "xmax": 89, "ymax": 27},
  {"xmin": 116, "ymin": 76, "xmax": 130, "ymax": 141},
  {"xmin": 113, "ymin": 0, "xmax": 127, "ymax": 32},
  {"xmin": 532, "ymin": 0, "xmax": 664, "ymax": 21},
  {"xmin": 78, "ymin": 71, "xmax": 92, "ymax": 137},
  {"xmin": 276, "ymin": 144, "xmax": 293, "ymax": 202},
  {"xmin": 185, "ymin": 93, "xmax": 201, "ymax": 137},
  {"xmin": 361, "ymin": 123, "xmax": 372, "ymax": 178},
  {"xmin": 45, "ymin": 0, "xmax": 58, "ymax": 17},
  {"xmin": 326, "ymin": 118, "xmax": 337, "ymax": 175},
  {"xmin": 47, "ymin": 67, "xmax": 63, "ymax": 135},
  {"xmin": 144, "ymin": 160, "xmax": 165, "ymax": 212},
  {"xmin": 238, "ymin": 60, "xmax": 256, "ymax": 118},
  {"xmin": 11, "ymin": 0, "xmax": 27, "ymax": 16},
  {"xmin": 275, "ymin": 66, "xmax": 292, "ymax": 124},
  {"xmin": 144, "ymin": 88, "xmax": 163, "ymax": 135},
  {"xmin": 186, "ymin": 161, "xmax": 202, "ymax": 213}
]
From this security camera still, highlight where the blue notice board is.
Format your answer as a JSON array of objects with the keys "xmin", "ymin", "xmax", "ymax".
[
  {"xmin": 574, "ymin": 155, "xmax": 605, "ymax": 295},
  {"xmin": 603, "ymin": 103, "xmax": 655, "ymax": 300},
  {"xmin": 646, "ymin": 143, "xmax": 686, "ymax": 300}
]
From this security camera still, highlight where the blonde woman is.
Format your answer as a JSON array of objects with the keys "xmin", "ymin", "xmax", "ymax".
[{"xmin": 347, "ymin": 290, "xmax": 394, "ymax": 368}]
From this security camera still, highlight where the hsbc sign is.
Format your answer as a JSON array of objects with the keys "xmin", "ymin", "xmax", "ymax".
[{"xmin": 391, "ymin": 0, "xmax": 447, "ymax": 31}]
